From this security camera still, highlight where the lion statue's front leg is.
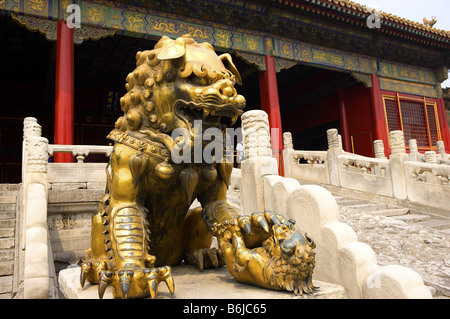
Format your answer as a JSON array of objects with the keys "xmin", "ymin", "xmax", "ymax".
[
  {"xmin": 80, "ymin": 143, "xmax": 175, "ymax": 299},
  {"xmin": 80, "ymin": 143, "xmax": 226, "ymax": 299}
]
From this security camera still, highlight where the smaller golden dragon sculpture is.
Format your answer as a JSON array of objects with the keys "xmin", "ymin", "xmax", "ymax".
[{"xmin": 215, "ymin": 211, "xmax": 318, "ymax": 295}]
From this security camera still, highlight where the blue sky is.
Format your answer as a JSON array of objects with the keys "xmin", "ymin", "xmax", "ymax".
[{"xmin": 353, "ymin": 0, "xmax": 450, "ymax": 87}]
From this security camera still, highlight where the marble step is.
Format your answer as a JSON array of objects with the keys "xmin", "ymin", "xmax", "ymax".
[{"xmin": 366, "ymin": 208, "xmax": 410, "ymax": 217}]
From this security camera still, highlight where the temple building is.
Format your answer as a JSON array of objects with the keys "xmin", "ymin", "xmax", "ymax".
[{"xmin": 1, "ymin": 0, "xmax": 449, "ymax": 182}]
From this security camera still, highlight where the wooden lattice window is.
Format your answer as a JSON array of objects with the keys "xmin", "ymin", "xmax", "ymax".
[
  {"xmin": 426, "ymin": 103, "xmax": 440, "ymax": 146},
  {"xmin": 384, "ymin": 98, "xmax": 401, "ymax": 132},
  {"xmin": 399, "ymin": 98, "xmax": 429, "ymax": 147},
  {"xmin": 383, "ymin": 95, "xmax": 441, "ymax": 150}
]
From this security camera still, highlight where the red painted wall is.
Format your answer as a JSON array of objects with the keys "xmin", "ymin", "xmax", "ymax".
[
  {"xmin": 281, "ymin": 83, "xmax": 375, "ymax": 157},
  {"xmin": 343, "ymin": 84, "xmax": 375, "ymax": 157}
]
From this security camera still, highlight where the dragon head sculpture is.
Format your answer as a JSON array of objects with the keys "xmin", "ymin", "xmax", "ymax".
[{"xmin": 115, "ymin": 34, "xmax": 245, "ymax": 153}]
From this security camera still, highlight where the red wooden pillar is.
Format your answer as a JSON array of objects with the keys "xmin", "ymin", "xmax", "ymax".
[
  {"xmin": 369, "ymin": 74, "xmax": 389, "ymax": 155},
  {"xmin": 258, "ymin": 72, "xmax": 269, "ymax": 114},
  {"xmin": 54, "ymin": 20, "xmax": 74, "ymax": 163},
  {"xmin": 337, "ymin": 90, "xmax": 351, "ymax": 152},
  {"xmin": 437, "ymin": 97, "xmax": 450, "ymax": 152},
  {"xmin": 259, "ymin": 55, "xmax": 284, "ymax": 175}
]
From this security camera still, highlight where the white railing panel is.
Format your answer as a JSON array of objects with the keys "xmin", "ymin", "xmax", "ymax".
[
  {"xmin": 404, "ymin": 161, "xmax": 450, "ymax": 209},
  {"xmin": 338, "ymin": 154, "xmax": 394, "ymax": 197},
  {"xmin": 289, "ymin": 150, "xmax": 330, "ymax": 184}
]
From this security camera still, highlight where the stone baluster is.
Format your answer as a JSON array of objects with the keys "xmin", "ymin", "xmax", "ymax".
[
  {"xmin": 436, "ymin": 141, "xmax": 448, "ymax": 160},
  {"xmin": 27, "ymin": 137, "xmax": 49, "ymax": 175},
  {"xmin": 327, "ymin": 128, "xmax": 340, "ymax": 149},
  {"xmin": 389, "ymin": 130, "xmax": 407, "ymax": 200},
  {"xmin": 327, "ymin": 128, "xmax": 342, "ymax": 187},
  {"xmin": 390, "ymin": 130, "xmax": 406, "ymax": 155},
  {"xmin": 22, "ymin": 117, "xmax": 44, "ymax": 250},
  {"xmin": 240, "ymin": 110, "xmax": 278, "ymax": 215},
  {"xmin": 282, "ymin": 132, "xmax": 293, "ymax": 178},
  {"xmin": 423, "ymin": 151, "xmax": 439, "ymax": 184},
  {"xmin": 283, "ymin": 132, "xmax": 293, "ymax": 150},
  {"xmin": 372, "ymin": 139, "xmax": 387, "ymax": 175},
  {"xmin": 409, "ymin": 139, "xmax": 418, "ymax": 153},
  {"xmin": 408, "ymin": 139, "xmax": 419, "ymax": 162},
  {"xmin": 374, "ymin": 140, "xmax": 386, "ymax": 159},
  {"xmin": 73, "ymin": 146, "xmax": 90, "ymax": 163},
  {"xmin": 23, "ymin": 117, "xmax": 42, "ymax": 140},
  {"xmin": 241, "ymin": 110, "xmax": 272, "ymax": 160},
  {"xmin": 424, "ymin": 151, "xmax": 437, "ymax": 164},
  {"xmin": 23, "ymin": 135, "xmax": 50, "ymax": 299},
  {"xmin": 23, "ymin": 117, "xmax": 43, "ymax": 181}
]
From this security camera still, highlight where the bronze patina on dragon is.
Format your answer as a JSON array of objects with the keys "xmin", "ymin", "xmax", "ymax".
[{"xmin": 80, "ymin": 34, "xmax": 317, "ymax": 299}]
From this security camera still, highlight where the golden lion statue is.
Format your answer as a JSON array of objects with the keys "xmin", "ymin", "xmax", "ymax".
[{"xmin": 80, "ymin": 34, "xmax": 317, "ymax": 299}]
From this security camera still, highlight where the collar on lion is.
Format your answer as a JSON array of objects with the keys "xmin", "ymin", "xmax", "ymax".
[{"xmin": 107, "ymin": 129, "xmax": 170, "ymax": 162}]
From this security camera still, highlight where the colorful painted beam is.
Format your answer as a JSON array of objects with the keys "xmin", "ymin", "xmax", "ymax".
[{"xmin": 0, "ymin": 0, "xmax": 442, "ymax": 98}]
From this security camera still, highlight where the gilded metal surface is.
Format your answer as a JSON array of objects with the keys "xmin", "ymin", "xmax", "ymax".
[
  {"xmin": 215, "ymin": 212, "xmax": 318, "ymax": 295},
  {"xmin": 80, "ymin": 34, "xmax": 316, "ymax": 299}
]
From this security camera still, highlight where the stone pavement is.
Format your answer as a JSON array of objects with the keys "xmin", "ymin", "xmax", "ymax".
[{"xmin": 339, "ymin": 204, "xmax": 450, "ymax": 298}]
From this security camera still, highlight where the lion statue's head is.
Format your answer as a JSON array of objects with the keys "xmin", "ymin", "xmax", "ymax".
[{"xmin": 115, "ymin": 34, "xmax": 245, "ymax": 151}]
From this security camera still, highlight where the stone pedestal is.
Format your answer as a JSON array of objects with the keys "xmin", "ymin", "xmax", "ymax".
[{"xmin": 58, "ymin": 264, "xmax": 347, "ymax": 299}]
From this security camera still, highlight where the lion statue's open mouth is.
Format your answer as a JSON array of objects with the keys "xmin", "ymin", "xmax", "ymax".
[{"xmin": 174, "ymin": 99, "xmax": 244, "ymax": 130}]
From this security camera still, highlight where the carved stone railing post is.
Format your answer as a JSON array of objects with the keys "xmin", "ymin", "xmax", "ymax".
[
  {"xmin": 27, "ymin": 137, "xmax": 49, "ymax": 175},
  {"xmin": 242, "ymin": 110, "xmax": 272, "ymax": 160},
  {"xmin": 21, "ymin": 117, "xmax": 52, "ymax": 298},
  {"xmin": 23, "ymin": 117, "xmax": 42, "ymax": 182},
  {"xmin": 327, "ymin": 129, "xmax": 340, "ymax": 149},
  {"xmin": 390, "ymin": 130, "xmax": 406, "ymax": 155},
  {"xmin": 423, "ymin": 151, "xmax": 439, "ymax": 184},
  {"xmin": 282, "ymin": 132, "xmax": 293, "ymax": 178},
  {"xmin": 389, "ymin": 131, "xmax": 407, "ymax": 200},
  {"xmin": 23, "ymin": 135, "xmax": 50, "ymax": 298},
  {"xmin": 424, "ymin": 151, "xmax": 437, "ymax": 164},
  {"xmin": 283, "ymin": 132, "xmax": 293, "ymax": 150},
  {"xmin": 327, "ymin": 128, "xmax": 342, "ymax": 187},
  {"xmin": 240, "ymin": 110, "xmax": 278, "ymax": 215},
  {"xmin": 374, "ymin": 140, "xmax": 387, "ymax": 159},
  {"xmin": 408, "ymin": 139, "xmax": 419, "ymax": 162},
  {"xmin": 436, "ymin": 141, "xmax": 448, "ymax": 161},
  {"xmin": 22, "ymin": 117, "xmax": 43, "ymax": 249}
]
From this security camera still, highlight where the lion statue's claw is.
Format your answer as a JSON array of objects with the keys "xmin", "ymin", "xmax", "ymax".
[{"xmin": 80, "ymin": 261, "xmax": 174, "ymax": 299}]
